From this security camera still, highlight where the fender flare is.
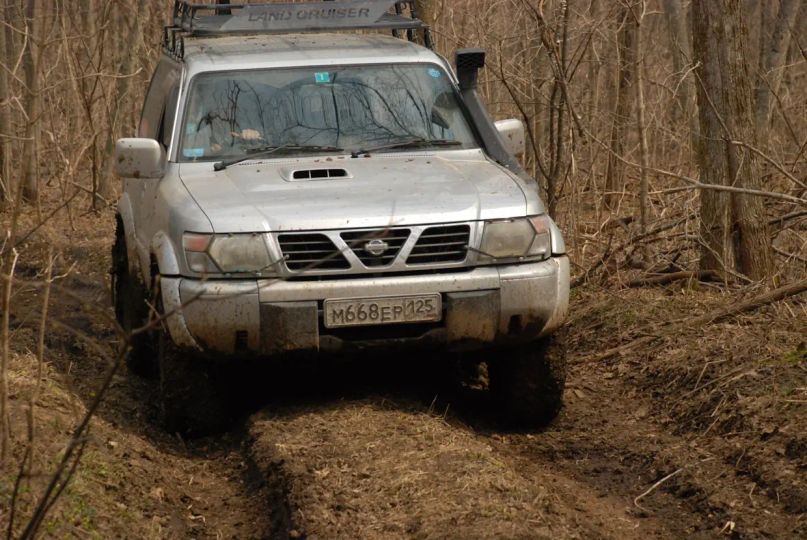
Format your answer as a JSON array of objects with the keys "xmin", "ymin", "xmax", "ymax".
[{"xmin": 149, "ymin": 231, "xmax": 181, "ymax": 284}]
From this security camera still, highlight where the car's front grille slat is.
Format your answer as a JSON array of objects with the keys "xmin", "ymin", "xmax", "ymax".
[
  {"xmin": 407, "ymin": 225, "xmax": 470, "ymax": 265},
  {"xmin": 408, "ymin": 250, "xmax": 467, "ymax": 257},
  {"xmin": 418, "ymin": 232, "xmax": 469, "ymax": 238},
  {"xmin": 278, "ymin": 233, "xmax": 350, "ymax": 271}
]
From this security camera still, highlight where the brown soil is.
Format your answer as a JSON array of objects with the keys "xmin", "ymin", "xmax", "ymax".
[
  {"xmin": 2, "ymin": 210, "xmax": 805, "ymax": 539},
  {"xmin": 2, "ymin": 211, "xmax": 272, "ymax": 539}
]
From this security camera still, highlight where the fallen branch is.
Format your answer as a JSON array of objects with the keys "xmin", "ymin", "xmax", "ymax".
[
  {"xmin": 683, "ymin": 278, "xmax": 807, "ymax": 327},
  {"xmin": 625, "ymin": 270, "xmax": 719, "ymax": 288},
  {"xmin": 773, "ymin": 246, "xmax": 807, "ymax": 264},
  {"xmin": 633, "ymin": 456, "xmax": 715, "ymax": 512},
  {"xmin": 587, "ymin": 277, "xmax": 807, "ymax": 362},
  {"xmin": 769, "ymin": 209, "xmax": 807, "ymax": 228},
  {"xmin": 571, "ymin": 214, "xmax": 692, "ymax": 288},
  {"xmin": 634, "ymin": 468, "xmax": 683, "ymax": 511}
]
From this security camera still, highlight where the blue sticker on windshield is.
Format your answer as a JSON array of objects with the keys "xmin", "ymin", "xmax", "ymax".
[
  {"xmin": 185, "ymin": 123, "xmax": 197, "ymax": 135},
  {"xmin": 183, "ymin": 148, "xmax": 205, "ymax": 158},
  {"xmin": 314, "ymin": 72, "xmax": 330, "ymax": 83},
  {"xmin": 428, "ymin": 68, "xmax": 442, "ymax": 78}
]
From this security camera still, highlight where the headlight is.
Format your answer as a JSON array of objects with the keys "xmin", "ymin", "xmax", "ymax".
[
  {"xmin": 183, "ymin": 232, "xmax": 276, "ymax": 275},
  {"xmin": 478, "ymin": 216, "xmax": 552, "ymax": 261}
]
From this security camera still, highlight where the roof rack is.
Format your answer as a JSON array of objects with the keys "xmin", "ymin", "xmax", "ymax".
[{"xmin": 163, "ymin": 0, "xmax": 433, "ymax": 60}]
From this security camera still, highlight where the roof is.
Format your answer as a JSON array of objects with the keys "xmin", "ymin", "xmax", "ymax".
[{"xmin": 178, "ymin": 33, "xmax": 441, "ymax": 75}]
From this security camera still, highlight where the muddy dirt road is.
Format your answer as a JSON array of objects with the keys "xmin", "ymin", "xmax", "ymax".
[
  {"xmin": 4, "ymin": 213, "xmax": 804, "ymax": 538},
  {"xmin": 242, "ymin": 343, "xmax": 803, "ymax": 539}
]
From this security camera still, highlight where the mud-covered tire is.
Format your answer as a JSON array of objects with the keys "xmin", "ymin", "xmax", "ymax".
[
  {"xmin": 158, "ymin": 325, "xmax": 230, "ymax": 436},
  {"xmin": 111, "ymin": 224, "xmax": 157, "ymax": 377},
  {"xmin": 488, "ymin": 335, "xmax": 567, "ymax": 429}
]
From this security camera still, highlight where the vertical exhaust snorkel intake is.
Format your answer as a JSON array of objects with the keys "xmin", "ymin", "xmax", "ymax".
[{"xmin": 455, "ymin": 49, "xmax": 534, "ymax": 183}]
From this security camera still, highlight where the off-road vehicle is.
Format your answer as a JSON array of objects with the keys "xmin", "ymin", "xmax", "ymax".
[{"xmin": 112, "ymin": 0, "xmax": 569, "ymax": 433}]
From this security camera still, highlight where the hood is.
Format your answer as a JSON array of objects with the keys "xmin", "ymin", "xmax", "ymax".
[{"xmin": 178, "ymin": 150, "xmax": 535, "ymax": 232}]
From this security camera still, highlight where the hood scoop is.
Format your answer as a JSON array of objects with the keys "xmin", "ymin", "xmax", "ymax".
[{"xmin": 281, "ymin": 167, "xmax": 352, "ymax": 181}]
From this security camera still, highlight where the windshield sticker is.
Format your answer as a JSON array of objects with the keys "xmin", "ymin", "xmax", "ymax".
[
  {"xmin": 183, "ymin": 148, "xmax": 205, "ymax": 158},
  {"xmin": 314, "ymin": 72, "xmax": 331, "ymax": 83},
  {"xmin": 185, "ymin": 123, "xmax": 197, "ymax": 135},
  {"xmin": 428, "ymin": 68, "xmax": 442, "ymax": 78}
]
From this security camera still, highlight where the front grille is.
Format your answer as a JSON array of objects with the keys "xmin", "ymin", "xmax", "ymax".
[
  {"xmin": 407, "ymin": 225, "xmax": 470, "ymax": 264},
  {"xmin": 278, "ymin": 233, "xmax": 350, "ymax": 271},
  {"xmin": 340, "ymin": 228, "xmax": 410, "ymax": 267}
]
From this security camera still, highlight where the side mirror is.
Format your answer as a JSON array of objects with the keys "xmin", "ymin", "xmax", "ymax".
[
  {"xmin": 495, "ymin": 119, "xmax": 525, "ymax": 157},
  {"xmin": 115, "ymin": 138, "xmax": 165, "ymax": 179}
]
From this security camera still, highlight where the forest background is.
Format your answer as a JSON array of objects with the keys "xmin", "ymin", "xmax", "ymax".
[{"xmin": 0, "ymin": 0, "xmax": 805, "ymax": 537}]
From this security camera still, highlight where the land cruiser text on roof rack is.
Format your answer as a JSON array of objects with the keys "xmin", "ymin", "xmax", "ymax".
[{"xmin": 164, "ymin": 0, "xmax": 432, "ymax": 59}]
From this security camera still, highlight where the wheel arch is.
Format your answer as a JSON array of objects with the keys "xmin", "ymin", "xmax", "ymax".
[
  {"xmin": 148, "ymin": 231, "xmax": 181, "ymax": 286},
  {"xmin": 115, "ymin": 195, "xmax": 142, "ymax": 279}
]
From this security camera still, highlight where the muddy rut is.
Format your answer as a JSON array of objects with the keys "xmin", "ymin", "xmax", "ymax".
[{"xmin": 240, "ymin": 351, "xmax": 798, "ymax": 539}]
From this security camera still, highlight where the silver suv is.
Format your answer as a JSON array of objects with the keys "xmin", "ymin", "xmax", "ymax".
[{"xmin": 111, "ymin": 0, "xmax": 569, "ymax": 434}]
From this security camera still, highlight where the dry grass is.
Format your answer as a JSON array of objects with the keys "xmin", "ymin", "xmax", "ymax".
[
  {"xmin": 250, "ymin": 400, "xmax": 572, "ymax": 539},
  {"xmin": 1, "ymin": 210, "xmax": 272, "ymax": 539},
  {"xmin": 568, "ymin": 283, "xmax": 807, "ymax": 521}
]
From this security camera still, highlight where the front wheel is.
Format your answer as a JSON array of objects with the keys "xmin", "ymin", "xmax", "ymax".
[
  {"xmin": 488, "ymin": 335, "xmax": 567, "ymax": 429},
  {"xmin": 152, "ymin": 278, "xmax": 230, "ymax": 436},
  {"xmin": 158, "ymin": 332, "xmax": 231, "ymax": 436},
  {"xmin": 111, "ymin": 226, "xmax": 156, "ymax": 377}
]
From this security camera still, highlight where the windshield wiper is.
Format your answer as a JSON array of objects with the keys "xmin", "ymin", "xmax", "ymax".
[
  {"xmin": 350, "ymin": 138, "xmax": 462, "ymax": 158},
  {"xmin": 214, "ymin": 145, "xmax": 344, "ymax": 171}
]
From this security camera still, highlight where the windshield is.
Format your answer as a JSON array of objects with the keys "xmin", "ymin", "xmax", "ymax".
[{"xmin": 179, "ymin": 63, "xmax": 479, "ymax": 161}]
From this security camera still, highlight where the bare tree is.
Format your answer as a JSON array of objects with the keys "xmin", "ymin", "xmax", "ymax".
[
  {"xmin": 603, "ymin": 2, "xmax": 637, "ymax": 210},
  {"xmin": 633, "ymin": 1, "xmax": 650, "ymax": 257},
  {"xmin": 755, "ymin": 0, "xmax": 802, "ymax": 132},
  {"xmin": 661, "ymin": 0, "xmax": 696, "ymax": 135},
  {"xmin": 0, "ymin": 0, "xmax": 11, "ymax": 202},
  {"xmin": 693, "ymin": 0, "xmax": 772, "ymax": 281},
  {"xmin": 20, "ymin": 0, "xmax": 39, "ymax": 203}
]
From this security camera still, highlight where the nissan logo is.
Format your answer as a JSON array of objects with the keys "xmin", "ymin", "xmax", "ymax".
[{"xmin": 364, "ymin": 239, "xmax": 389, "ymax": 256}]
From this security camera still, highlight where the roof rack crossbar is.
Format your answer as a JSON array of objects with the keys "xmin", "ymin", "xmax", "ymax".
[
  {"xmin": 168, "ymin": 0, "xmax": 431, "ymax": 47},
  {"xmin": 163, "ymin": 1, "xmax": 434, "ymax": 59}
]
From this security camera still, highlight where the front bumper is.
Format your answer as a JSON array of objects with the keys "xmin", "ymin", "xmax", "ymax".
[{"xmin": 161, "ymin": 256, "xmax": 569, "ymax": 356}]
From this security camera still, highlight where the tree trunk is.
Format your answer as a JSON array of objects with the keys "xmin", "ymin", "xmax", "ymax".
[
  {"xmin": 754, "ymin": 0, "xmax": 801, "ymax": 131},
  {"xmin": 635, "ymin": 2, "xmax": 650, "ymax": 258},
  {"xmin": 603, "ymin": 4, "xmax": 636, "ymax": 210},
  {"xmin": 661, "ymin": 0, "xmax": 696, "ymax": 135},
  {"xmin": 414, "ymin": 0, "xmax": 434, "ymax": 26},
  {"xmin": 693, "ymin": 0, "xmax": 734, "ymax": 275},
  {"xmin": 414, "ymin": 0, "xmax": 434, "ymax": 46},
  {"xmin": 719, "ymin": 0, "xmax": 772, "ymax": 280},
  {"xmin": 0, "ymin": 0, "xmax": 11, "ymax": 202},
  {"xmin": 692, "ymin": 0, "xmax": 772, "ymax": 281},
  {"xmin": 21, "ymin": 0, "xmax": 39, "ymax": 203}
]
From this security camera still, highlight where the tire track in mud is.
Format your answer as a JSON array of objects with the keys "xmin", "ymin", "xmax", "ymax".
[
  {"xmin": 245, "ymin": 399, "xmax": 673, "ymax": 539},
  {"xmin": 238, "ymin": 354, "xmax": 679, "ymax": 539},
  {"xmin": 242, "ymin": 352, "xmax": 801, "ymax": 539}
]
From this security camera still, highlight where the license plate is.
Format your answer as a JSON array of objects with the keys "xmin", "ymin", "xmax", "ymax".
[{"xmin": 323, "ymin": 294, "xmax": 442, "ymax": 328}]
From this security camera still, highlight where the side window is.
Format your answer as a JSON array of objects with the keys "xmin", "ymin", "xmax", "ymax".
[
  {"xmin": 161, "ymin": 86, "xmax": 180, "ymax": 149},
  {"xmin": 139, "ymin": 60, "xmax": 181, "ymax": 148}
]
